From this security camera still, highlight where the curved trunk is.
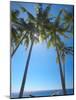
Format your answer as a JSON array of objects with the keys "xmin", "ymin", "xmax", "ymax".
[
  {"xmin": 54, "ymin": 32, "xmax": 66, "ymax": 95},
  {"xmin": 11, "ymin": 33, "xmax": 27, "ymax": 58},
  {"xmin": 56, "ymin": 46, "xmax": 66, "ymax": 95},
  {"xmin": 19, "ymin": 41, "xmax": 33, "ymax": 98},
  {"xmin": 62, "ymin": 50, "xmax": 66, "ymax": 89}
]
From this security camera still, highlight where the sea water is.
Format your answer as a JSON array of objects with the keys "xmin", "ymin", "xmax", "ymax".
[{"xmin": 11, "ymin": 89, "xmax": 74, "ymax": 98}]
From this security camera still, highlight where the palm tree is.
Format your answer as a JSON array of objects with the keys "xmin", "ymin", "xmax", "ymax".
[
  {"xmin": 11, "ymin": 8, "xmax": 38, "ymax": 97},
  {"xmin": 59, "ymin": 9, "xmax": 74, "ymax": 93},
  {"xmin": 45, "ymin": 8, "xmax": 73, "ymax": 95},
  {"xmin": 11, "ymin": 4, "xmax": 73, "ymax": 97},
  {"xmin": 18, "ymin": 4, "xmax": 52, "ymax": 98}
]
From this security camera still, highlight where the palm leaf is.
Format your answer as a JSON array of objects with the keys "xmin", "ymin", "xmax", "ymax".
[
  {"xmin": 21, "ymin": 7, "xmax": 26, "ymax": 12},
  {"xmin": 20, "ymin": 7, "xmax": 35, "ymax": 21},
  {"xmin": 43, "ymin": 4, "xmax": 51, "ymax": 17},
  {"xmin": 55, "ymin": 9, "xmax": 63, "ymax": 27},
  {"xmin": 11, "ymin": 10, "xmax": 20, "ymax": 21}
]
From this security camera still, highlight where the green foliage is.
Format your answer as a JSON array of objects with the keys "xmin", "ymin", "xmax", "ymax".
[
  {"xmin": 20, "ymin": 7, "xmax": 26, "ymax": 12},
  {"xmin": 11, "ymin": 10, "xmax": 20, "ymax": 21},
  {"xmin": 47, "ymin": 40, "xmax": 51, "ymax": 48},
  {"xmin": 20, "ymin": 6, "xmax": 35, "ymax": 23},
  {"xmin": 55, "ymin": 9, "xmax": 63, "ymax": 27},
  {"xmin": 11, "ymin": 4, "xmax": 74, "ymax": 58},
  {"xmin": 43, "ymin": 5, "xmax": 51, "ymax": 18}
]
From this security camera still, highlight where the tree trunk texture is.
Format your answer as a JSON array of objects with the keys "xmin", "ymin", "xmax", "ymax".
[
  {"xmin": 19, "ymin": 41, "xmax": 33, "ymax": 98},
  {"xmin": 56, "ymin": 46, "xmax": 66, "ymax": 95},
  {"xmin": 54, "ymin": 32, "xmax": 66, "ymax": 95}
]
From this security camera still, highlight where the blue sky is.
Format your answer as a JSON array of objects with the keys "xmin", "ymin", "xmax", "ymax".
[{"xmin": 11, "ymin": 2, "xmax": 74, "ymax": 93}]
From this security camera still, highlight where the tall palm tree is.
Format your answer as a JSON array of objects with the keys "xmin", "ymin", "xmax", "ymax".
[
  {"xmin": 59, "ymin": 9, "xmax": 74, "ymax": 93},
  {"xmin": 18, "ymin": 4, "xmax": 52, "ymax": 98},
  {"xmin": 43, "ymin": 9, "xmax": 73, "ymax": 94},
  {"xmin": 11, "ymin": 8, "xmax": 39, "ymax": 97},
  {"xmin": 46, "ymin": 8, "xmax": 73, "ymax": 95}
]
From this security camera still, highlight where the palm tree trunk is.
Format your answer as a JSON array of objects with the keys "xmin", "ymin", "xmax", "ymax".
[
  {"xmin": 56, "ymin": 46, "xmax": 66, "ymax": 95},
  {"xmin": 54, "ymin": 32, "xmax": 66, "ymax": 95},
  {"xmin": 19, "ymin": 41, "xmax": 33, "ymax": 98},
  {"xmin": 11, "ymin": 33, "xmax": 27, "ymax": 58},
  {"xmin": 63, "ymin": 50, "xmax": 66, "ymax": 89}
]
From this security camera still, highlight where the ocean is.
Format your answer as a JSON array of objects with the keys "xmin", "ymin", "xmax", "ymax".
[{"xmin": 11, "ymin": 89, "xmax": 74, "ymax": 98}]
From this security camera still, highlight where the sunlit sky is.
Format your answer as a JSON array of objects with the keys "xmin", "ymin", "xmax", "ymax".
[{"xmin": 11, "ymin": 2, "xmax": 74, "ymax": 93}]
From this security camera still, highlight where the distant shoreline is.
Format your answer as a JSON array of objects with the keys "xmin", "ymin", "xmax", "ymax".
[{"xmin": 11, "ymin": 88, "xmax": 74, "ymax": 98}]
